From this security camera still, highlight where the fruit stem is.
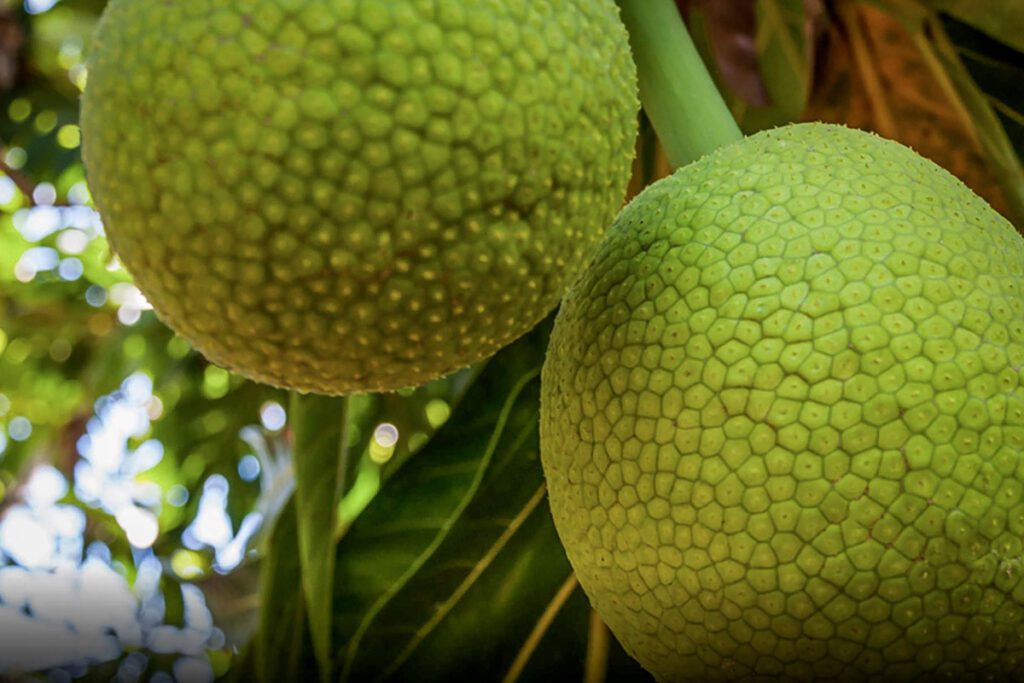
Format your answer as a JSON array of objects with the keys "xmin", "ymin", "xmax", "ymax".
[{"xmin": 616, "ymin": 0, "xmax": 743, "ymax": 167}]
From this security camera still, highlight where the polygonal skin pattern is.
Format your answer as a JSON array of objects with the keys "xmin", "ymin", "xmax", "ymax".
[
  {"xmin": 541, "ymin": 123, "xmax": 1024, "ymax": 681},
  {"xmin": 81, "ymin": 0, "xmax": 637, "ymax": 394}
]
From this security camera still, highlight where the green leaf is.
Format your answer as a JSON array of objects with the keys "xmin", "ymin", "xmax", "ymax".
[
  {"xmin": 290, "ymin": 392, "xmax": 351, "ymax": 682},
  {"xmin": 330, "ymin": 322, "xmax": 567, "ymax": 682},
  {"xmin": 368, "ymin": 487, "xmax": 564, "ymax": 682},
  {"xmin": 923, "ymin": 0, "xmax": 1024, "ymax": 53},
  {"xmin": 253, "ymin": 322, "xmax": 656, "ymax": 682},
  {"xmin": 255, "ymin": 499, "xmax": 317, "ymax": 683}
]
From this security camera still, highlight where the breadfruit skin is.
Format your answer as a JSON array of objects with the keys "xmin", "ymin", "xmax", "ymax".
[
  {"xmin": 542, "ymin": 123, "xmax": 1024, "ymax": 681},
  {"xmin": 81, "ymin": 0, "xmax": 638, "ymax": 394}
]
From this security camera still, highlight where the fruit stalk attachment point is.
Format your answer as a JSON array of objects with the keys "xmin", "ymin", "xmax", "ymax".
[{"xmin": 616, "ymin": 0, "xmax": 743, "ymax": 167}]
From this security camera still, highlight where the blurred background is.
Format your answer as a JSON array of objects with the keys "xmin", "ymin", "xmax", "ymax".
[
  {"xmin": 0, "ymin": 0, "xmax": 1021, "ymax": 681},
  {"xmin": 0, "ymin": 5, "xmax": 464, "ymax": 680}
]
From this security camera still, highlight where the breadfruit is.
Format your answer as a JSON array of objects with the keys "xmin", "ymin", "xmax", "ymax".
[
  {"xmin": 541, "ymin": 123, "xmax": 1024, "ymax": 681},
  {"xmin": 81, "ymin": 0, "xmax": 638, "ymax": 394}
]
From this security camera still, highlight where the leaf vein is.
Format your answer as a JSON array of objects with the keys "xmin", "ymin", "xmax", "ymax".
[
  {"xmin": 378, "ymin": 483, "xmax": 549, "ymax": 680},
  {"xmin": 338, "ymin": 368, "xmax": 541, "ymax": 682}
]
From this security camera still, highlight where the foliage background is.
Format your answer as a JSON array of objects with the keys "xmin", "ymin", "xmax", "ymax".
[{"xmin": 0, "ymin": 0, "xmax": 1021, "ymax": 681}]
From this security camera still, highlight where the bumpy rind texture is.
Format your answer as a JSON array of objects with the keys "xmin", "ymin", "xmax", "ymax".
[
  {"xmin": 81, "ymin": 0, "xmax": 637, "ymax": 394},
  {"xmin": 541, "ymin": 123, "xmax": 1024, "ymax": 681}
]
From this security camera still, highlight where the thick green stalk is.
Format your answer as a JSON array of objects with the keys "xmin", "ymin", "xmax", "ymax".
[
  {"xmin": 617, "ymin": 0, "xmax": 743, "ymax": 167},
  {"xmin": 291, "ymin": 392, "xmax": 352, "ymax": 683}
]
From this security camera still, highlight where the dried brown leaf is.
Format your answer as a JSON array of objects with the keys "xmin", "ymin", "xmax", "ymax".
[{"xmin": 803, "ymin": 2, "xmax": 1007, "ymax": 215}]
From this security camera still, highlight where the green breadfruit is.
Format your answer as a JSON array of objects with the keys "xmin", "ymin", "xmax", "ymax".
[
  {"xmin": 80, "ymin": 0, "xmax": 638, "ymax": 394},
  {"xmin": 541, "ymin": 123, "xmax": 1024, "ymax": 681}
]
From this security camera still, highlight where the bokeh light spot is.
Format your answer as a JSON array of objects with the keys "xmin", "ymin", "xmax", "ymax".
[
  {"xmin": 237, "ymin": 455, "xmax": 260, "ymax": 482},
  {"xmin": 34, "ymin": 110, "xmax": 58, "ymax": 134},
  {"xmin": 369, "ymin": 423, "xmax": 399, "ymax": 464},
  {"xmin": 259, "ymin": 401, "xmax": 286, "ymax": 431},
  {"xmin": 202, "ymin": 367, "xmax": 231, "ymax": 400},
  {"xmin": 8, "ymin": 98, "xmax": 30, "ymax": 122},
  {"xmin": 166, "ymin": 485, "xmax": 189, "ymax": 508},
  {"xmin": 373, "ymin": 423, "xmax": 399, "ymax": 449},
  {"xmin": 167, "ymin": 336, "xmax": 192, "ymax": 359},
  {"xmin": 56, "ymin": 124, "xmax": 80, "ymax": 149},
  {"xmin": 32, "ymin": 182, "xmax": 56, "ymax": 206},
  {"xmin": 4, "ymin": 147, "xmax": 26, "ymax": 170},
  {"xmin": 425, "ymin": 399, "xmax": 451, "ymax": 429},
  {"xmin": 8, "ymin": 416, "xmax": 32, "ymax": 442},
  {"xmin": 85, "ymin": 285, "xmax": 107, "ymax": 307}
]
